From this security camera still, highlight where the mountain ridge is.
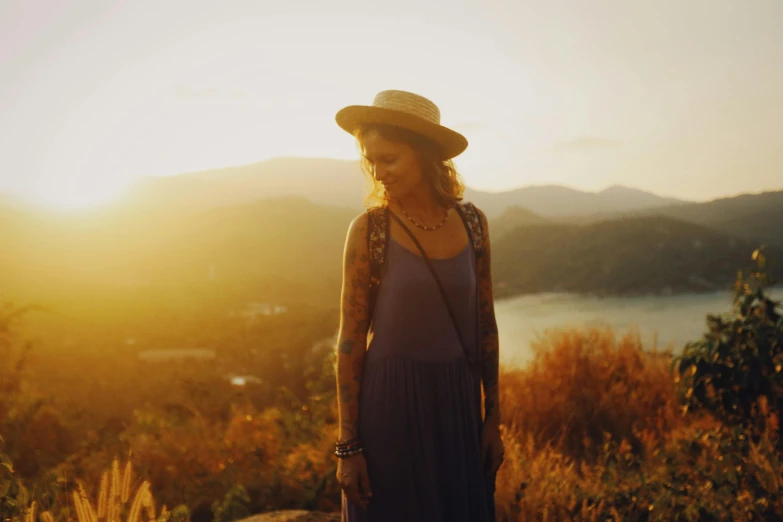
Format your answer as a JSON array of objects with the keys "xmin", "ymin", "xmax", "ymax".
[
  {"xmin": 110, "ymin": 157, "xmax": 690, "ymax": 218},
  {"xmin": 0, "ymin": 156, "xmax": 707, "ymax": 218},
  {"xmin": 1, "ymin": 192, "xmax": 780, "ymax": 304}
]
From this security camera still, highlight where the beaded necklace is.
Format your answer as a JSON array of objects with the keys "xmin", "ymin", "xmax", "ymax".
[{"xmin": 398, "ymin": 201, "xmax": 450, "ymax": 231}]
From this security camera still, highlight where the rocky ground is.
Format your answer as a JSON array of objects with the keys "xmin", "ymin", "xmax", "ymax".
[{"xmin": 237, "ymin": 511, "xmax": 340, "ymax": 522}]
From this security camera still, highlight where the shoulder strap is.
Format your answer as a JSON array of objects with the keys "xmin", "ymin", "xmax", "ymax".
[
  {"xmin": 455, "ymin": 201, "xmax": 485, "ymax": 261},
  {"xmin": 367, "ymin": 206, "xmax": 389, "ymax": 323}
]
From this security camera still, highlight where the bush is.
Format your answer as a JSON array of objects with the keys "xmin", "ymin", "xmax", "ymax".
[
  {"xmin": 675, "ymin": 248, "xmax": 783, "ymax": 442},
  {"xmin": 494, "ymin": 331, "xmax": 783, "ymax": 521},
  {"xmin": 498, "ymin": 327, "xmax": 679, "ymax": 463}
]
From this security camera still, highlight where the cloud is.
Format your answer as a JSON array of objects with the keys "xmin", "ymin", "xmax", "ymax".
[{"xmin": 552, "ymin": 135, "xmax": 619, "ymax": 152}]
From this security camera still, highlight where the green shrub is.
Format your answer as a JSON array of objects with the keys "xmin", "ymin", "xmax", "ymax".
[
  {"xmin": 675, "ymin": 248, "xmax": 783, "ymax": 441},
  {"xmin": 0, "ymin": 436, "xmax": 30, "ymax": 522},
  {"xmin": 211, "ymin": 485, "xmax": 250, "ymax": 522}
]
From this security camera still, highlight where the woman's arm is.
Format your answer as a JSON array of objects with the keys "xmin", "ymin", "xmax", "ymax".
[
  {"xmin": 336, "ymin": 213, "xmax": 372, "ymax": 442},
  {"xmin": 476, "ymin": 209, "xmax": 500, "ymax": 424}
]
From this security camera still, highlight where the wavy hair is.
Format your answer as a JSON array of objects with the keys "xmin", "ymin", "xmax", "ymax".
[{"xmin": 353, "ymin": 124, "xmax": 465, "ymax": 209}]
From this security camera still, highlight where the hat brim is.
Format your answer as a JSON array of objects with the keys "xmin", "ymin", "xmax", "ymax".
[{"xmin": 335, "ymin": 105, "xmax": 468, "ymax": 160}]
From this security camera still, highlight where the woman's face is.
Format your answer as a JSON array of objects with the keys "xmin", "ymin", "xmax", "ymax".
[{"xmin": 361, "ymin": 129, "xmax": 425, "ymax": 200}]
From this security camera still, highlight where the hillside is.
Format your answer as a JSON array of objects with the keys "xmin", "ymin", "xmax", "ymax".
[
  {"xmin": 565, "ymin": 190, "xmax": 783, "ymax": 250},
  {"xmin": 0, "ymin": 197, "xmax": 355, "ymax": 306},
  {"xmin": 491, "ymin": 215, "xmax": 783, "ymax": 298},
  {"xmin": 120, "ymin": 157, "xmax": 369, "ymax": 211},
  {"xmin": 113, "ymin": 157, "xmax": 685, "ymax": 218},
  {"xmin": 3, "ymin": 196, "xmax": 779, "ymax": 306},
  {"xmin": 465, "ymin": 184, "xmax": 685, "ymax": 218},
  {"xmin": 490, "ymin": 205, "xmax": 550, "ymax": 239},
  {"xmin": 641, "ymin": 190, "xmax": 783, "ymax": 250}
]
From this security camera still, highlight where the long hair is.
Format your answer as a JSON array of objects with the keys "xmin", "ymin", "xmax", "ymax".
[{"xmin": 354, "ymin": 124, "xmax": 465, "ymax": 209}]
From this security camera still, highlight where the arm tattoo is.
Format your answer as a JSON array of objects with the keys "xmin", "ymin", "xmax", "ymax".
[
  {"xmin": 339, "ymin": 383, "xmax": 354, "ymax": 403},
  {"xmin": 477, "ymin": 211, "xmax": 501, "ymax": 422},
  {"xmin": 350, "ymin": 267, "xmax": 370, "ymax": 335},
  {"xmin": 339, "ymin": 339, "xmax": 354, "ymax": 356},
  {"xmin": 336, "ymin": 217, "xmax": 370, "ymax": 441}
]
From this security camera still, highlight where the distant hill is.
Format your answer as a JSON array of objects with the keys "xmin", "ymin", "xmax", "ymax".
[
  {"xmin": 0, "ymin": 197, "xmax": 356, "ymax": 304},
  {"xmin": 2, "ymin": 156, "xmax": 778, "ymax": 303},
  {"xmin": 117, "ymin": 157, "xmax": 686, "ymax": 218},
  {"xmin": 465, "ymin": 184, "xmax": 685, "ymax": 218},
  {"xmin": 490, "ymin": 205, "xmax": 550, "ymax": 239},
  {"xmin": 121, "ymin": 157, "xmax": 369, "ymax": 212},
  {"xmin": 564, "ymin": 190, "xmax": 783, "ymax": 250},
  {"xmin": 3, "ymin": 195, "xmax": 779, "ymax": 305},
  {"xmin": 491, "ymin": 215, "xmax": 783, "ymax": 298},
  {"xmin": 637, "ymin": 190, "xmax": 783, "ymax": 250}
]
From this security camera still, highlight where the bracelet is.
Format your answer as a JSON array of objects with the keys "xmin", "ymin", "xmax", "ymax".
[
  {"xmin": 335, "ymin": 437, "xmax": 364, "ymax": 458},
  {"xmin": 335, "ymin": 446, "xmax": 364, "ymax": 459},
  {"xmin": 336, "ymin": 437, "xmax": 360, "ymax": 449},
  {"xmin": 336, "ymin": 439, "xmax": 361, "ymax": 452}
]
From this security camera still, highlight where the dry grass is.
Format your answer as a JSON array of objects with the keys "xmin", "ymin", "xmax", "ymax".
[
  {"xmin": 23, "ymin": 502, "xmax": 56, "ymax": 522},
  {"xmin": 499, "ymin": 327, "xmax": 679, "ymax": 462},
  {"xmin": 72, "ymin": 458, "xmax": 165, "ymax": 522},
  {"xmin": 10, "ymin": 323, "xmax": 783, "ymax": 521},
  {"xmin": 493, "ymin": 327, "xmax": 783, "ymax": 521}
]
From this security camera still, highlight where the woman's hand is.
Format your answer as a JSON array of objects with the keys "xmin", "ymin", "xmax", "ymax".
[
  {"xmin": 337, "ymin": 453, "xmax": 372, "ymax": 510},
  {"xmin": 481, "ymin": 420, "xmax": 504, "ymax": 480}
]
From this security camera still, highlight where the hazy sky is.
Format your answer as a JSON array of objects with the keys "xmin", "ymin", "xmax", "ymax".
[{"xmin": 1, "ymin": 0, "xmax": 782, "ymax": 208}]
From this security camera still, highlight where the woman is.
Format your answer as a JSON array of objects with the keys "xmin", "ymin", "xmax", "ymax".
[{"xmin": 333, "ymin": 90, "xmax": 504, "ymax": 521}]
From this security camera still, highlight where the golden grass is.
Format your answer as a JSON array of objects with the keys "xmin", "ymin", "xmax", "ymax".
[
  {"xmin": 22, "ymin": 501, "xmax": 56, "ymax": 522},
  {"xmin": 493, "ymin": 326, "xmax": 783, "ymax": 520},
  {"xmin": 10, "ymin": 320, "xmax": 783, "ymax": 520},
  {"xmin": 499, "ymin": 327, "xmax": 679, "ymax": 463},
  {"xmin": 72, "ymin": 458, "xmax": 165, "ymax": 522}
]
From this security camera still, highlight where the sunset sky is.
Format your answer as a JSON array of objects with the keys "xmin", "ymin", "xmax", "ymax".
[{"xmin": 1, "ymin": 0, "xmax": 782, "ymax": 208}]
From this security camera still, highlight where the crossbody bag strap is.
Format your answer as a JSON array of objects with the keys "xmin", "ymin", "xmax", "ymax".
[{"xmin": 387, "ymin": 211, "xmax": 479, "ymax": 370}]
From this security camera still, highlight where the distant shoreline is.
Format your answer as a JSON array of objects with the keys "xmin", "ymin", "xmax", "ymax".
[{"xmin": 495, "ymin": 282, "xmax": 783, "ymax": 302}]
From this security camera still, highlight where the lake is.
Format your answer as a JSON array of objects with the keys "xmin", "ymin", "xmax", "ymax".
[{"xmin": 495, "ymin": 288, "xmax": 783, "ymax": 369}]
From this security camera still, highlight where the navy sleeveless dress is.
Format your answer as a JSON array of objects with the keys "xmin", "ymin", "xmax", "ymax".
[{"xmin": 341, "ymin": 231, "xmax": 494, "ymax": 521}]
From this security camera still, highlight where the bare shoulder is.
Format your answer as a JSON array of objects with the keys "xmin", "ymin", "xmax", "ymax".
[
  {"xmin": 345, "ymin": 212, "xmax": 369, "ymax": 241},
  {"xmin": 342, "ymin": 212, "xmax": 370, "ymax": 264}
]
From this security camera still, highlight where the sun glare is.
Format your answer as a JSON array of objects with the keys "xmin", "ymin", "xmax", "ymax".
[{"xmin": 18, "ymin": 175, "xmax": 135, "ymax": 211}]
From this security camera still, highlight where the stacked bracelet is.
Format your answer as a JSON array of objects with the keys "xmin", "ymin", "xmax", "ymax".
[{"xmin": 335, "ymin": 437, "xmax": 364, "ymax": 458}]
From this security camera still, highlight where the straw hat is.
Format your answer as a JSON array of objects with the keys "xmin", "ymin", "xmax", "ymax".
[{"xmin": 335, "ymin": 90, "xmax": 468, "ymax": 160}]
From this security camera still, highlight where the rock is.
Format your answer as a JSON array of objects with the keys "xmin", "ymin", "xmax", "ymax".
[{"xmin": 237, "ymin": 511, "xmax": 340, "ymax": 522}]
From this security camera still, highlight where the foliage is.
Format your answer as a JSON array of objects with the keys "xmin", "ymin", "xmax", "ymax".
[
  {"xmin": 210, "ymin": 485, "xmax": 249, "ymax": 522},
  {"xmin": 0, "ymin": 435, "xmax": 30, "ymax": 522},
  {"xmin": 0, "ymin": 294, "xmax": 341, "ymax": 520},
  {"xmin": 675, "ymin": 248, "xmax": 783, "ymax": 439},
  {"xmin": 499, "ymin": 327, "xmax": 679, "ymax": 462},
  {"xmin": 0, "ymin": 302, "xmax": 34, "ymax": 426},
  {"xmin": 70, "ymin": 457, "xmax": 182, "ymax": 522},
  {"xmin": 6, "ymin": 246, "xmax": 783, "ymax": 520},
  {"xmin": 495, "ymin": 323, "xmax": 783, "ymax": 521},
  {"xmin": 496, "ymin": 416, "xmax": 783, "ymax": 521},
  {"xmin": 0, "ymin": 303, "xmax": 63, "ymax": 522},
  {"xmin": 492, "ymin": 216, "xmax": 783, "ymax": 298}
]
